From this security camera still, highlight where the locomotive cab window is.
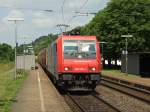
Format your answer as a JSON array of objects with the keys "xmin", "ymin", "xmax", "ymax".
[{"xmin": 63, "ymin": 40, "xmax": 96, "ymax": 59}]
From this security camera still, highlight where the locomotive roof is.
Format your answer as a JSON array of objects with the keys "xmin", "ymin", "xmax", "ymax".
[
  {"xmin": 59, "ymin": 35, "xmax": 97, "ymax": 40},
  {"xmin": 52, "ymin": 35, "xmax": 97, "ymax": 44}
]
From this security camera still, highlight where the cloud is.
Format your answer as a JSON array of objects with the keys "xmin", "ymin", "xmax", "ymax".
[
  {"xmin": 0, "ymin": 24, "xmax": 7, "ymax": 33},
  {"xmin": 6, "ymin": 9, "xmax": 24, "ymax": 18},
  {"xmin": 67, "ymin": 0, "xmax": 85, "ymax": 9},
  {"xmin": 31, "ymin": 12, "xmax": 58, "ymax": 28},
  {"xmin": 0, "ymin": 0, "xmax": 110, "ymax": 46},
  {"xmin": 32, "ymin": 18, "xmax": 54, "ymax": 28},
  {"xmin": 0, "ymin": 1, "xmax": 15, "ymax": 7},
  {"xmin": 2, "ymin": 9, "xmax": 24, "ymax": 24}
]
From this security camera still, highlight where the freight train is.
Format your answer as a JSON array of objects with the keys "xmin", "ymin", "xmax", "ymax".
[{"xmin": 38, "ymin": 35, "xmax": 102, "ymax": 91}]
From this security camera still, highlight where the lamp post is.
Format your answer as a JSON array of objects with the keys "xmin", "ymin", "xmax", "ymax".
[
  {"xmin": 8, "ymin": 18, "xmax": 24, "ymax": 79},
  {"xmin": 121, "ymin": 35, "xmax": 133, "ymax": 74}
]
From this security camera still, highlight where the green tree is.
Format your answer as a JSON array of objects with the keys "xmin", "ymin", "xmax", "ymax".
[
  {"xmin": 17, "ymin": 33, "xmax": 58, "ymax": 55},
  {"xmin": 81, "ymin": 0, "xmax": 150, "ymax": 61},
  {"xmin": 0, "ymin": 43, "xmax": 14, "ymax": 61}
]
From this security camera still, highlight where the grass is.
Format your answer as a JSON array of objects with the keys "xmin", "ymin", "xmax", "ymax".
[
  {"xmin": 102, "ymin": 69, "xmax": 140, "ymax": 78},
  {"xmin": 0, "ymin": 62, "xmax": 13, "ymax": 73},
  {"xmin": 0, "ymin": 62, "xmax": 28, "ymax": 112}
]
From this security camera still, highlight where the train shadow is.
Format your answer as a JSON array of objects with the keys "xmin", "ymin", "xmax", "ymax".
[{"xmin": 57, "ymin": 88, "xmax": 100, "ymax": 96}]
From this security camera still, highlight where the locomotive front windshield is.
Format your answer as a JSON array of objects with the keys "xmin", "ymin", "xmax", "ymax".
[{"xmin": 63, "ymin": 40, "xmax": 96, "ymax": 59}]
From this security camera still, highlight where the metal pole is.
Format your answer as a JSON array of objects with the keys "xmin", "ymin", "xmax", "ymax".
[
  {"xmin": 101, "ymin": 43, "xmax": 104, "ymax": 61},
  {"xmin": 121, "ymin": 35, "xmax": 132, "ymax": 74},
  {"xmin": 99, "ymin": 41, "xmax": 107, "ymax": 68},
  {"xmin": 101, "ymin": 43, "xmax": 104, "ymax": 69},
  {"xmin": 125, "ymin": 37, "xmax": 128, "ymax": 74},
  {"xmin": 14, "ymin": 20, "xmax": 17, "ymax": 79},
  {"xmin": 24, "ymin": 40, "xmax": 25, "ymax": 73}
]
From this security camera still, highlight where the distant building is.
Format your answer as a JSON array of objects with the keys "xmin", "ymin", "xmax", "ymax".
[
  {"xmin": 121, "ymin": 52, "xmax": 150, "ymax": 77},
  {"xmin": 17, "ymin": 55, "xmax": 35, "ymax": 70}
]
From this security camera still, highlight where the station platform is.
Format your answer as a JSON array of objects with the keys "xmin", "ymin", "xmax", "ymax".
[
  {"xmin": 102, "ymin": 70, "xmax": 150, "ymax": 87},
  {"xmin": 11, "ymin": 66, "xmax": 72, "ymax": 112}
]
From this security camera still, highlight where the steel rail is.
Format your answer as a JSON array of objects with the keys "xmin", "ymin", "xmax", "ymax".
[
  {"xmin": 92, "ymin": 93, "xmax": 121, "ymax": 112},
  {"xmin": 101, "ymin": 78, "xmax": 150, "ymax": 104},
  {"xmin": 102, "ymin": 75, "xmax": 150, "ymax": 92},
  {"xmin": 64, "ymin": 93, "xmax": 87, "ymax": 112},
  {"xmin": 64, "ymin": 92, "xmax": 121, "ymax": 112}
]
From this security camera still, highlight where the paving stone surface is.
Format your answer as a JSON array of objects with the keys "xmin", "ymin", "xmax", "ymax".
[{"xmin": 11, "ymin": 66, "xmax": 72, "ymax": 112}]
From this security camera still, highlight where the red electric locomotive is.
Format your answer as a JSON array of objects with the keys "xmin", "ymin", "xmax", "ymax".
[{"xmin": 39, "ymin": 35, "xmax": 102, "ymax": 91}]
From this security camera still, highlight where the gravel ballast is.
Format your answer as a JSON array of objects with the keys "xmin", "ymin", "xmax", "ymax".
[{"xmin": 96, "ymin": 85, "xmax": 150, "ymax": 112}]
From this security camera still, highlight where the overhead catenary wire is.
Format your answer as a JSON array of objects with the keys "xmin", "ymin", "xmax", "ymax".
[
  {"xmin": 0, "ymin": 1, "xmax": 89, "ymax": 35},
  {"xmin": 0, "ymin": 5, "xmax": 59, "ymax": 38},
  {"xmin": 57, "ymin": 0, "xmax": 68, "ymax": 33},
  {"xmin": 66, "ymin": 0, "xmax": 89, "ymax": 31},
  {"xmin": 78, "ymin": 0, "xmax": 89, "ymax": 11},
  {"xmin": 61, "ymin": 0, "xmax": 66, "ymax": 24},
  {"xmin": 0, "ymin": 6, "xmax": 53, "ymax": 12}
]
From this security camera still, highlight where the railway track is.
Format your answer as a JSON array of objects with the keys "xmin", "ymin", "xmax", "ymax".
[
  {"xmin": 101, "ymin": 76, "xmax": 150, "ymax": 103},
  {"xmin": 64, "ymin": 92, "xmax": 121, "ymax": 112}
]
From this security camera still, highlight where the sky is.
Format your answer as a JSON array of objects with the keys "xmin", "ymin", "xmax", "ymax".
[{"xmin": 0, "ymin": 0, "xmax": 110, "ymax": 46}]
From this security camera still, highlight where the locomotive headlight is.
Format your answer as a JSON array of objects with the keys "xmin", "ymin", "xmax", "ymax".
[
  {"xmin": 64, "ymin": 67, "xmax": 69, "ymax": 71},
  {"xmin": 92, "ymin": 67, "xmax": 96, "ymax": 71}
]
